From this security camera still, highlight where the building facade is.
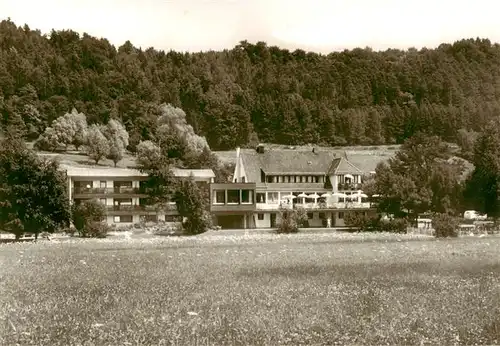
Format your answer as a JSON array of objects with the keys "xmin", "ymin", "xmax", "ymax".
[
  {"xmin": 210, "ymin": 145, "xmax": 376, "ymax": 229},
  {"xmin": 62, "ymin": 164, "xmax": 215, "ymax": 227}
]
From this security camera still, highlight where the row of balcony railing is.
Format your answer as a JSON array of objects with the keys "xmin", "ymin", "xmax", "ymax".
[
  {"xmin": 74, "ymin": 187, "xmax": 143, "ymax": 195},
  {"xmin": 337, "ymin": 182, "xmax": 363, "ymax": 190},
  {"xmin": 105, "ymin": 204, "xmax": 177, "ymax": 212},
  {"xmin": 257, "ymin": 201, "xmax": 373, "ymax": 210}
]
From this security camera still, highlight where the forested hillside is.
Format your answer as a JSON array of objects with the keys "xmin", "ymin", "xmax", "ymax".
[{"xmin": 1, "ymin": 19, "xmax": 500, "ymax": 150}]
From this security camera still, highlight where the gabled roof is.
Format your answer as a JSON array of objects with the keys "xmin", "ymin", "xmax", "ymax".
[
  {"xmin": 238, "ymin": 148, "xmax": 371, "ymax": 182},
  {"xmin": 327, "ymin": 157, "xmax": 363, "ymax": 175}
]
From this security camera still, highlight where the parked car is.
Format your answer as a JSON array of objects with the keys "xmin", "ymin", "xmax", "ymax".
[{"xmin": 463, "ymin": 210, "xmax": 487, "ymax": 220}]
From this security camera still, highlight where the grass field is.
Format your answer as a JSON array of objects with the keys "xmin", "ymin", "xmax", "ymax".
[{"xmin": 1, "ymin": 233, "xmax": 499, "ymax": 345}]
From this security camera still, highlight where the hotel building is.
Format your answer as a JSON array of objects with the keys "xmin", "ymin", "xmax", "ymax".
[
  {"xmin": 61, "ymin": 164, "xmax": 215, "ymax": 227},
  {"xmin": 209, "ymin": 144, "xmax": 377, "ymax": 229}
]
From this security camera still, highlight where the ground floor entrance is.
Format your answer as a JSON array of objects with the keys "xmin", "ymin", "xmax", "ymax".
[{"xmin": 214, "ymin": 213, "xmax": 254, "ymax": 229}]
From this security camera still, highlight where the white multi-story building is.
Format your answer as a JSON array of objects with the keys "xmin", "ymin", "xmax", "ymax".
[
  {"xmin": 210, "ymin": 144, "xmax": 377, "ymax": 229},
  {"xmin": 61, "ymin": 164, "xmax": 215, "ymax": 227}
]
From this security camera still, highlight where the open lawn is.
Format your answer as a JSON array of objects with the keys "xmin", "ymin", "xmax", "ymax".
[{"xmin": 1, "ymin": 233, "xmax": 499, "ymax": 345}]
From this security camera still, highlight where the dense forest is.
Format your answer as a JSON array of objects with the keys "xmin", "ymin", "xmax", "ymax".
[{"xmin": 1, "ymin": 18, "xmax": 500, "ymax": 151}]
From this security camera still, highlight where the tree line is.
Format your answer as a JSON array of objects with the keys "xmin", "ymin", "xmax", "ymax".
[
  {"xmin": 358, "ymin": 121, "xmax": 500, "ymax": 236},
  {"xmin": 1, "ymin": 19, "xmax": 500, "ymax": 150}
]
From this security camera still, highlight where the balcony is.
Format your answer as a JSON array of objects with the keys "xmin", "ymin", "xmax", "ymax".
[
  {"xmin": 337, "ymin": 182, "xmax": 363, "ymax": 191},
  {"xmin": 256, "ymin": 201, "xmax": 373, "ymax": 211},
  {"xmin": 210, "ymin": 183, "xmax": 256, "ymax": 213},
  {"xmin": 106, "ymin": 204, "xmax": 177, "ymax": 213},
  {"xmin": 73, "ymin": 187, "xmax": 146, "ymax": 197}
]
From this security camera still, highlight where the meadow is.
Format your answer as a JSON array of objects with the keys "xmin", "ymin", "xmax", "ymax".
[{"xmin": 0, "ymin": 232, "xmax": 499, "ymax": 345}]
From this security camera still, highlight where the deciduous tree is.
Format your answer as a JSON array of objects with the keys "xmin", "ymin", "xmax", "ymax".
[
  {"xmin": 172, "ymin": 175, "xmax": 212, "ymax": 235},
  {"xmin": 366, "ymin": 133, "xmax": 465, "ymax": 220},
  {"xmin": 85, "ymin": 124, "xmax": 109, "ymax": 164},
  {"xmin": 0, "ymin": 137, "xmax": 71, "ymax": 240}
]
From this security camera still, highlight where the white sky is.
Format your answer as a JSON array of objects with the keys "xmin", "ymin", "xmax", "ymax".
[{"xmin": 2, "ymin": 0, "xmax": 500, "ymax": 53}]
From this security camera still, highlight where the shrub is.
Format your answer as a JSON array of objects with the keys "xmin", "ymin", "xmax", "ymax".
[
  {"xmin": 344, "ymin": 211, "xmax": 408, "ymax": 233},
  {"xmin": 344, "ymin": 211, "xmax": 378, "ymax": 231},
  {"xmin": 84, "ymin": 222, "xmax": 111, "ymax": 238},
  {"xmin": 71, "ymin": 199, "xmax": 108, "ymax": 238},
  {"xmin": 153, "ymin": 222, "xmax": 183, "ymax": 236},
  {"xmin": 433, "ymin": 213, "xmax": 459, "ymax": 238},
  {"xmin": 378, "ymin": 218, "xmax": 408, "ymax": 233},
  {"xmin": 294, "ymin": 207, "xmax": 309, "ymax": 228},
  {"xmin": 276, "ymin": 207, "xmax": 307, "ymax": 234}
]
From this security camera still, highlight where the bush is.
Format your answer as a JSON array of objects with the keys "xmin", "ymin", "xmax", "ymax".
[
  {"xmin": 344, "ymin": 211, "xmax": 378, "ymax": 231},
  {"xmin": 71, "ymin": 199, "xmax": 108, "ymax": 238},
  {"xmin": 85, "ymin": 222, "xmax": 111, "ymax": 238},
  {"xmin": 276, "ymin": 207, "xmax": 307, "ymax": 234},
  {"xmin": 182, "ymin": 209, "xmax": 213, "ymax": 235},
  {"xmin": 378, "ymin": 218, "xmax": 408, "ymax": 233},
  {"xmin": 344, "ymin": 211, "xmax": 408, "ymax": 233},
  {"xmin": 433, "ymin": 213, "xmax": 459, "ymax": 238}
]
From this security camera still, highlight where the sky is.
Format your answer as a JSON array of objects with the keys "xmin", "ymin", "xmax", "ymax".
[{"xmin": 2, "ymin": 0, "xmax": 500, "ymax": 53}]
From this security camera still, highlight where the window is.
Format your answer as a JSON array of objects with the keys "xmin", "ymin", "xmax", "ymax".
[
  {"xmin": 100, "ymin": 181, "xmax": 107, "ymax": 188},
  {"xmin": 319, "ymin": 212, "xmax": 326, "ymax": 219},
  {"xmin": 120, "ymin": 215, "xmax": 133, "ymax": 223},
  {"xmin": 338, "ymin": 212, "xmax": 344, "ymax": 219},
  {"xmin": 266, "ymin": 176, "xmax": 273, "ymax": 183},
  {"xmin": 284, "ymin": 176, "xmax": 289, "ymax": 183},
  {"xmin": 242, "ymin": 177, "xmax": 246, "ymax": 183},
  {"xmin": 257, "ymin": 213, "xmax": 264, "ymax": 220},
  {"xmin": 314, "ymin": 176, "xmax": 319, "ymax": 183},
  {"xmin": 227, "ymin": 190, "xmax": 240, "ymax": 204},
  {"xmin": 100, "ymin": 198, "xmax": 107, "ymax": 205},
  {"xmin": 256, "ymin": 193, "xmax": 266, "ymax": 203},
  {"xmin": 307, "ymin": 213, "xmax": 313, "ymax": 219},
  {"xmin": 241, "ymin": 190, "xmax": 253, "ymax": 204},
  {"xmin": 113, "ymin": 215, "xmax": 132, "ymax": 223},
  {"xmin": 214, "ymin": 190, "xmax": 225, "ymax": 204},
  {"xmin": 267, "ymin": 192, "xmax": 279, "ymax": 204}
]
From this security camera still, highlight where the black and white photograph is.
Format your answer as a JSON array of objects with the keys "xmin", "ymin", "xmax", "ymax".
[{"xmin": 0, "ymin": 0, "xmax": 499, "ymax": 345}]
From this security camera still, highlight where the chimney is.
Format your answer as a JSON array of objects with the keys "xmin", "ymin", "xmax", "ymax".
[{"xmin": 256, "ymin": 144, "xmax": 265, "ymax": 154}]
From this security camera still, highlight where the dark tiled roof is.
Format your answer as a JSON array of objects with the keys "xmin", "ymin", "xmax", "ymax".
[{"xmin": 239, "ymin": 149, "xmax": 337, "ymax": 182}]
